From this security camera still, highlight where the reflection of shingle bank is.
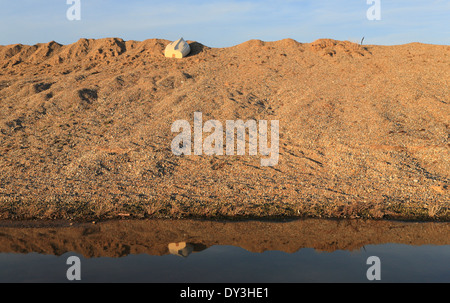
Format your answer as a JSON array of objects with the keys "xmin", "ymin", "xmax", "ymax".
[
  {"xmin": 1, "ymin": 220, "xmax": 449, "ymax": 258},
  {"xmin": 168, "ymin": 242, "xmax": 207, "ymax": 258}
]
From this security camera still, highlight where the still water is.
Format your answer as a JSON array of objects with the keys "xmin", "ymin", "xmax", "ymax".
[{"xmin": 0, "ymin": 219, "xmax": 449, "ymax": 282}]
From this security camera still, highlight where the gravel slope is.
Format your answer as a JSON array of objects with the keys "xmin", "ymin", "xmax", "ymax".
[{"xmin": 0, "ymin": 38, "xmax": 449, "ymax": 220}]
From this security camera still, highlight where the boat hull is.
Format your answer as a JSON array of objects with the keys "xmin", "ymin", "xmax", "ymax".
[{"xmin": 165, "ymin": 38, "xmax": 191, "ymax": 58}]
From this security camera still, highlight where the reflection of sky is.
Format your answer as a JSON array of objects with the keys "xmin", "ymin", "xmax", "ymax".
[
  {"xmin": 0, "ymin": 244, "xmax": 449, "ymax": 282},
  {"xmin": 1, "ymin": 0, "xmax": 449, "ymax": 46}
]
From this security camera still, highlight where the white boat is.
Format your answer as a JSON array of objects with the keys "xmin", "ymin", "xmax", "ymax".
[{"xmin": 164, "ymin": 37, "xmax": 191, "ymax": 58}]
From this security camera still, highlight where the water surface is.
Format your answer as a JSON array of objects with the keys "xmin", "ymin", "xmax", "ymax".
[{"xmin": 0, "ymin": 219, "xmax": 449, "ymax": 282}]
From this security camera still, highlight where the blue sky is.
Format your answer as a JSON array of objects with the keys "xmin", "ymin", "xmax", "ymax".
[{"xmin": 1, "ymin": 0, "xmax": 449, "ymax": 47}]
